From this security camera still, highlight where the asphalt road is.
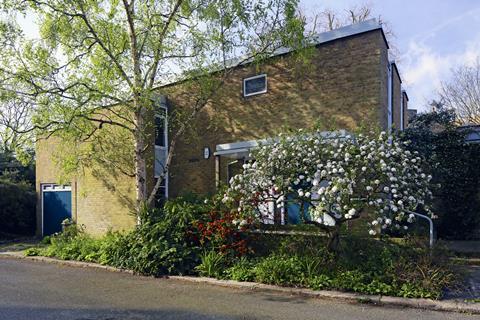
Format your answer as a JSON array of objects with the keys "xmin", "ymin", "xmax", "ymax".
[{"xmin": 0, "ymin": 257, "xmax": 478, "ymax": 320}]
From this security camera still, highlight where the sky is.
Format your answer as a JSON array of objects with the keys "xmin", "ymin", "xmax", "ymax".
[
  {"xmin": 300, "ymin": 0, "xmax": 480, "ymax": 112},
  {"xmin": 16, "ymin": 0, "xmax": 480, "ymax": 113}
]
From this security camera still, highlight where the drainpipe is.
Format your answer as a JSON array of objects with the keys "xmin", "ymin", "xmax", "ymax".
[
  {"xmin": 387, "ymin": 62, "xmax": 393, "ymax": 131},
  {"xmin": 215, "ymin": 155, "xmax": 220, "ymax": 189},
  {"xmin": 400, "ymin": 88, "xmax": 404, "ymax": 130}
]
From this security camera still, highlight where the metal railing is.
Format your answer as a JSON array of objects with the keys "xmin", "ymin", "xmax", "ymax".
[{"xmin": 405, "ymin": 210, "xmax": 435, "ymax": 248}]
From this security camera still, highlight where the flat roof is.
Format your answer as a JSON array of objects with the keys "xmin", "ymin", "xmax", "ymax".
[
  {"xmin": 160, "ymin": 19, "xmax": 386, "ymax": 88},
  {"xmin": 245, "ymin": 18, "xmax": 386, "ymax": 66}
]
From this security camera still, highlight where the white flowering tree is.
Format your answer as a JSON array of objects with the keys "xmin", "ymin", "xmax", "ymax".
[{"xmin": 224, "ymin": 130, "xmax": 433, "ymax": 251}]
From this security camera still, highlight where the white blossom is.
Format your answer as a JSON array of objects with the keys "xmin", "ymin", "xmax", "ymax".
[{"xmin": 224, "ymin": 130, "xmax": 433, "ymax": 238}]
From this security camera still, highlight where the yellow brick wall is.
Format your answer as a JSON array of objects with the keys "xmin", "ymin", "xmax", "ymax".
[
  {"xmin": 36, "ymin": 136, "xmax": 137, "ymax": 237},
  {"xmin": 164, "ymin": 29, "xmax": 390, "ymax": 197},
  {"xmin": 402, "ymin": 92, "xmax": 409, "ymax": 128},
  {"xmin": 36, "ymin": 29, "xmax": 394, "ymax": 235},
  {"xmin": 392, "ymin": 64, "xmax": 402, "ymax": 130}
]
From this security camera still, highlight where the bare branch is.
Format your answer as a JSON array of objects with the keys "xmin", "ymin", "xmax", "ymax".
[{"xmin": 440, "ymin": 58, "xmax": 480, "ymax": 125}]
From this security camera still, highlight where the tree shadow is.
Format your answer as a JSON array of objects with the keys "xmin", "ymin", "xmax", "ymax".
[
  {"xmin": 0, "ymin": 306, "xmax": 258, "ymax": 320},
  {"xmin": 0, "ymin": 238, "xmax": 38, "ymax": 253}
]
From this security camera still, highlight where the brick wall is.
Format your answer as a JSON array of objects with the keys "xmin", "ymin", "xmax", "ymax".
[
  {"xmin": 402, "ymin": 91, "xmax": 409, "ymax": 128},
  {"xmin": 163, "ymin": 29, "xmax": 390, "ymax": 196},
  {"xmin": 36, "ymin": 28, "xmax": 396, "ymax": 235},
  {"xmin": 391, "ymin": 63, "xmax": 402, "ymax": 130},
  {"xmin": 36, "ymin": 134, "xmax": 137, "ymax": 237}
]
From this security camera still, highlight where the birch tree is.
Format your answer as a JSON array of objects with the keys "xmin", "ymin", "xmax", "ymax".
[
  {"xmin": 0, "ymin": 95, "xmax": 33, "ymax": 156},
  {"xmin": 0, "ymin": 0, "xmax": 305, "ymax": 210}
]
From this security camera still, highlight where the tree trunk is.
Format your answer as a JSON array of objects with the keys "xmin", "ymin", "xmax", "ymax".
[
  {"xmin": 327, "ymin": 226, "xmax": 341, "ymax": 252},
  {"xmin": 134, "ymin": 101, "xmax": 147, "ymax": 210},
  {"xmin": 123, "ymin": 0, "xmax": 146, "ymax": 213}
]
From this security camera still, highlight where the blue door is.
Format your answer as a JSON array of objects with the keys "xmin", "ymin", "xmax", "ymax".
[{"xmin": 43, "ymin": 190, "xmax": 72, "ymax": 236}]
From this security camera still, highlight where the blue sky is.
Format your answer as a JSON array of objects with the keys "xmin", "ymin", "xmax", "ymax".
[
  {"xmin": 17, "ymin": 1, "xmax": 480, "ymax": 112},
  {"xmin": 300, "ymin": 0, "xmax": 480, "ymax": 112}
]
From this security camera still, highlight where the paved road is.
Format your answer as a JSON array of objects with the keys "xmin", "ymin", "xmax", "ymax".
[{"xmin": 0, "ymin": 257, "xmax": 477, "ymax": 320}]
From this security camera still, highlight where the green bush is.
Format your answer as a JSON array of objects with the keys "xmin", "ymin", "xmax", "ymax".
[
  {"xmin": 224, "ymin": 257, "xmax": 256, "ymax": 282},
  {"xmin": 217, "ymin": 235, "xmax": 458, "ymax": 299},
  {"xmin": 399, "ymin": 282, "xmax": 439, "ymax": 299},
  {"xmin": 32, "ymin": 197, "xmax": 206, "ymax": 276},
  {"xmin": 40, "ymin": 224, "xmax": 102, "ymax": 262},
  {"xmin": 307, "ymin": 274, "xmax": 332, "ymax": 290},
  {"xmin": 195, "ymin": 250, "xmax": 226, "ymax": 278},
  {"xmin": 362, "ymin": 279, "xmax": 394, "ymax": 296},
  {"xmin": 96, "ymin": 231, "xmax": 131, "ymax": 266},
  {"xmin": 30, "ymin": 195, "xmax": 458, "ymax": 299},
  {"xmin": 338, "ymin": 235, "xmax": 399, "ymax": 281},
  {"xmin": 403, "ymin": 110, "xmax": 480, "ymax": 239},
  {"xmin": 254, "ymin": 254, "xmax": 305, "ymax": 286},
  {"xmin": 330, "ymin": 270, "xmax": 367, "ymax": 292},
  {"xmin": 0, "ymin": 178, "xmax": 35, "ymax": 235},
  {"xmin": 98, "ymin": 199, "xmax": 204, "ymax": 276},
  {"xmin": 24, "ymin": 247, "xmax": 42, "ymax": 256}
]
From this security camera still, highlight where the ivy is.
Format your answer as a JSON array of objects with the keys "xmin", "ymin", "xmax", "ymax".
[{"xmin": 402, "ymin": 109, "xmax": 480, "ymax": 239}]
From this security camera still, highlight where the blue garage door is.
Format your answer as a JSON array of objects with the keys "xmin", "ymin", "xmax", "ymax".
[{"xmin": 42, "ymin": 185, "xmax": 72, "ymax": 236}]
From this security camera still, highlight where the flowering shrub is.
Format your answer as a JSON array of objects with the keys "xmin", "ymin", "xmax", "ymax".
[
  {"xmin": 194, "ymin": 210, "xmax": 252, "ymax": 257},
  {"xmin": 224, "ymin": 130, "xmax": 433, "ymax": 249}
]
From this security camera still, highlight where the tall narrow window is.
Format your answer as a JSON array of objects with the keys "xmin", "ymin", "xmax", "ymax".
[
  {"xmin": 154, "ymin": 108, "xmax": 168, "ymax": 203},
  {"xmin": 243, "ymin": 74, "xmax": 267, "ymax": 97},
  {"xmin": 155, "ymin": 115, "xmax": 166, "ymax": 147}
]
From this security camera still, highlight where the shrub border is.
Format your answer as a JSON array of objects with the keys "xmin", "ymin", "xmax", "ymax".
[{"xmin": 0, "ymin": 251, "xmax": 478, "ymax": 315}]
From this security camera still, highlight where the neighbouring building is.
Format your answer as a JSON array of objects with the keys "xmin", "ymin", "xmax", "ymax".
[
  {"xmin": 36, "ymin": 19, "xmax": 411, "ymax": 236},
  {"xmin": 460, "ymin": 125, "xmax": 480, "ymax": 144},
  {"xmin": 407, "ymin": 109, "xmax": 417, "ymax": 122}
]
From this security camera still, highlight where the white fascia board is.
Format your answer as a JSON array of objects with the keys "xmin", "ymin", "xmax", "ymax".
[{"xmin": 215, "ymin": 130, "xmax": 351, "ymax": 156}]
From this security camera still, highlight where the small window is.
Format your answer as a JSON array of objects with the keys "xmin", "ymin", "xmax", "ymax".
[{"xmin": 243, "ymin": 74, "xmax": 267, "ymax": 97}]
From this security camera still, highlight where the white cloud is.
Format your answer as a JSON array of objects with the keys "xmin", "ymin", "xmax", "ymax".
[
  {"xmin": 400, "ymin": 7, "xmax": 480, "ymax": 112},
  {"xmin": 402, "ymin": 36, "xmax": 480, "ymax": 112}
]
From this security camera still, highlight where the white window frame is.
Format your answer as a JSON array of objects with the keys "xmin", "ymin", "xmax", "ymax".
[
  {"xmin": 154, "ymin": 108, "xmax": 169, "ymax": 198},
  {"xmin": 243, "ymin": 74, "xmax": 267, "ymax": 97},
  {"xmin": 40, "ymin": 184, "xmax": 72, "ymax": 237}
]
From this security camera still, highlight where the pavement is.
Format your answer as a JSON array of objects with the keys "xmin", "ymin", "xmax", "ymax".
[
  {"xmin": 444, "ymin": 264, "xmax": 480, "ymax": 301},
  {"xmin": 1, "ymin": 256, "xmax": 479, "ymax": 320},
  {"xmin": 444, "ymin": 241, "xmax": 480, "ymax": 255}
]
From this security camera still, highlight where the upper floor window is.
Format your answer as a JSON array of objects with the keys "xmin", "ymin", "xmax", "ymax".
[
  {"xmin": 155, "ymin": 112, "xmax": 167, "ymax": 147},
  {"xmin": 243, "ymin": 74, "xmax": 267, "ymax": 97}
]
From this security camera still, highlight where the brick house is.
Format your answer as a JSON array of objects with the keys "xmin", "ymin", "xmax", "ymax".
[{"xmin": 36, "ymin": 19, "xmax": 410, "ymax": 236}]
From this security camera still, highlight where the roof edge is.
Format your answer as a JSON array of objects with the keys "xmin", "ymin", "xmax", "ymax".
[
  {"xmin": 390, "ymin": 61, "xmax": 402, "ymax": 84},
  {"xmin": 159, "ymin": 19, "xmax": 387, "ymax": 88},
  {"xmin": 311, "ymin": 18, "xmax": 387, "ymax": 49}
]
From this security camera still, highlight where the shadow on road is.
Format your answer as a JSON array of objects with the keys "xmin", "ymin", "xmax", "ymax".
[
  {"xmin": 0, "ymin": 306, "xmax": 260, "ymax": 320},
  {"xmin": 0, "ymin": 238, "xmax": 38, "ymax": 253}
]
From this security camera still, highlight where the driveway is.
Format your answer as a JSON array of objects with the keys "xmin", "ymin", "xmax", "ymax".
[{"xmin": 0, "ymin": 257, "xmax": 477, "ymax": 320}]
